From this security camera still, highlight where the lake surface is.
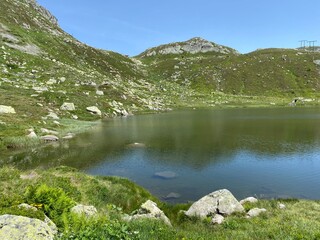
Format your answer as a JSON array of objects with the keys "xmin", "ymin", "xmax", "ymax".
[{"xmin": 3, "ymin": 107, "xmax": 320, "ymax": 202}]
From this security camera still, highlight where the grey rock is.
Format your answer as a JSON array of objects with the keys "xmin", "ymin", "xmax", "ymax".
[
  {"xmin": 86, "ymin": 106, "xmax": 101, "ymax": 116},
  {"xmin": 154, "ymin": 171, "xmax": 177, "ymax": 179},
  {"xmin": 240, "ymin": 197, "xmax": 258, "ymax": 205},
  {"xmin": 185, "ymin": 189, "xmax": 244, "ymax": 219},
  {"xmin": 46, "ymin": 112, "xmax": 59, "ymax": 120},
  {"xmin": 246, "ymin": 208, "xmax": 267, "ymax": 218},
  {"xmin": 278, "ymin": 203, "xmax": 286, "ymax": 209},
  {"xmin": 71, "ymin": 204, "xmax": 97, "ymax": 217},
  {"xmin": 0, "ymin": 214, "xmax": 55, "ymax": 240},
  {"xmin": 33, "ymin": 86, "xmax": 48, "ymax": 92},
  {"xmin": 313, "ymin": 60, "xmax": 320, "ymax": 66},
  {"xmin": 46, "ymin": 79, "xmax": 57, "ymax": 85},
  {"xmin": 96, "ymin": 90, "xmax": 104, "ymax": 96},
  {"xmin": 164, "ymin": 192, "xmax": 181, "ymax": 200},
  {"xmin": 0, "ymin": 105, "xmax": 16, "ymax": 114},
  {"xmin": 27, "ymin": 131, "xmax": 37, "ymax": 138},
  {"xmin": 126, "ymin": 200, "xmax": 171, "ymax": 226},
  {"xmin": 41, "ymin": 128, "xmax": 58, "ymax": 135},
  {"xmin": 211, "ymin": 214, "xmax": 224, "ymax": 225},
  {"xmin": 18, "ymin": 204, "xmax": 57, "ymax": 234},
  {"xmin": 60, "ymin": 102, "xmax": 75, "ymax": 111},
  {"xmin": 41, "ymin": 135, "xmax": 59, "ymax": 142}
]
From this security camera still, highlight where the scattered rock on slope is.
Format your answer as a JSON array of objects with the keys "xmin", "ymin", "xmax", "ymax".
[
  {"xmin": 185, "ymin": 189, "xmax": 244, "ymax": 219},
  {"xmin": 0, "ymin": 105, "xmax": 16, "ymax": 114}
]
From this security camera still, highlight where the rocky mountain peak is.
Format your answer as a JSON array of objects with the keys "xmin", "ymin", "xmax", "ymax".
[{"xmin": 139, "ymin": 37, "xmax": 239, "ymax": 58}]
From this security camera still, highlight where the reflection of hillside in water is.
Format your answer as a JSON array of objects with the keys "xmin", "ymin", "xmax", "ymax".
[{"xmin": 4, "ymin": 108, "xmax": 320, "ymax": 170}]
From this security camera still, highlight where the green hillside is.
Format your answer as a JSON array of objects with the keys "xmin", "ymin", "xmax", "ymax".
[{"xmin": 0, "ymin": 0, "xmax": 319, "ymax": 150}]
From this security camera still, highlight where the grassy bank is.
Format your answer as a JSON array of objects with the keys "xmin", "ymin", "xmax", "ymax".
[{"xmin": 0, "ymin": 166, "xmax": 320, "ymax": 239}]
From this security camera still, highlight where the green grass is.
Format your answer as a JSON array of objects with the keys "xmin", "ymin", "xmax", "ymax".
[{"xmin": 0, "ymin": 166, "xmax": 320, "ymax": 239}]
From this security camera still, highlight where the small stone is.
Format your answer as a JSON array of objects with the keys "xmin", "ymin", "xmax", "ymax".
[
  {"xmin": 71, "ymin": 204, "xmax": 97, "ymax": 217},
  {"xmin": 240, "ymin": 197, "xmax": 258, "ymax": 205},
  {"xmin": 41, "ymin": 128, "xmax": 58, "ymax": 135},
  {"xmin": 246, "ymin": 208, "xmax": 267, "ymax": 218},
  {"xmin": 41, "ymin": 135, "xmax": 59, "ymax": 142},
  {"xmin": 47, "ymin": 112, "xmax": 59, "ymax": 120},
  {"xmin": 27, "ymin": 131, "xmax": 37, "ymax": 138},
  {"xmin": 211, "ymin": 214, "xmax": 224, "ymax": 225},
  {"xmin": 0, "ymin": 105, "xmax": 16, "ymax": 114},
  {"xmin": 86, "ymin": 106, "xmax": 101, "ymax": 116},
  {"xmin": 72, "ymin": 115, "xmax": 78, "ymax": 120},
  {"xmin": 60, "ymin": 102, "xmax": 75, "ymax": 111},
  {"xmin": 278, "ymin": 203, "xmax": 286, "ymax": 209},
  {"xmin": 96, "ymin": 90, "xmax": 104, "ymax": 95},
  {"xmin": 127, "ymin": 142, "xmax": 146, "ymax": 148}
]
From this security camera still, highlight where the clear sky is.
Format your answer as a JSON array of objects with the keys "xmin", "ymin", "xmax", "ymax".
[{"xmin": 37, "ymin": 0, "xmax": 320, "ymax": 56}]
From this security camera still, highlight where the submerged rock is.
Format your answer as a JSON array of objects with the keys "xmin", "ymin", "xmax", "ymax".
[
  {"xmin": 127, "ymin": 142, "xmax": 146, "ymax": 148},
  {"xmin": 154, "ymin": 171, "xmax": 177, "ymax": 179},
  {"xmin": 164, "ymin": 192, "xmax": 181, "ymax": 200},
  {"xmin": 185, "ymin": 189, "xmax": 244, "ymax": 219}
]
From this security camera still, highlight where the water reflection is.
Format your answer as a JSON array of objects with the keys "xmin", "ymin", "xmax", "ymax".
[{"xmin": 2, "ymin": 107, "xmax": 320, "ymax": 201}]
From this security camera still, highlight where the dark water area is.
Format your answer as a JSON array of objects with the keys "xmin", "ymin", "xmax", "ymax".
[{"xmin": 3, "ymin": 107, "xmax": 320, "ymax": 203}]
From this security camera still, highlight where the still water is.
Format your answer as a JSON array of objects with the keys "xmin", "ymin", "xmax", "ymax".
[{"xmin": 4, "ymin": 107, "xmax": 320, "ymax": 202}]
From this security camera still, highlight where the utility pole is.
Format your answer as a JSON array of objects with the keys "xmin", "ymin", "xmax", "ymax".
[
  {"xmin": 308, "ymin": 40, "xmax": 317, "ymax": 51},
  {"xmin": 299, "ymin": 40, "xmax": 308, "ymax": 49}
]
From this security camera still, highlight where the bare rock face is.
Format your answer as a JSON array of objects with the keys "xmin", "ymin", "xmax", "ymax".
[
  {"xmin": 0, "ymin": 214, "xmax": 55, "ymax": 240},
  {"xmin": 141, "ymin": 37, "xmax": 239, "ymax": 57},
  {"xmin": 185, "ymin": 189, "xmax": 244, "ymax": 219}
]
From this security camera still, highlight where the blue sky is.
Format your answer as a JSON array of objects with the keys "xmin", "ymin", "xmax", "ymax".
[{"xmin": 37, "ymin": 0, "xmax": 320, "ymax": 56}]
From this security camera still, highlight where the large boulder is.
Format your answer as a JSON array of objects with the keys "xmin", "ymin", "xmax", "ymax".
[
  {"xmin": 125, "ymin": 200, "xmax": 171, "ymax": 226},
  {"xmin": 185, "ymin": 189, "xmax": 244, "ymax": 219},
  {"xmin": 0, "ymin": 105, "xmax": 16, "ymax": 114},
  {"xmin": 0, "ymin": 214, "xmax": 55, "ymax": 240}
]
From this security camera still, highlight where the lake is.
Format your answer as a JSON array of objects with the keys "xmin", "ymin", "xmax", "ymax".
[{"xmin": 3, "ymin": 107, "xmax": 320, "ymax": 203}]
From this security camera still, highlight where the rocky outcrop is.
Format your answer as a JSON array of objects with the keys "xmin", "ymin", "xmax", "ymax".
[
  {"xmin": 140, "ymin": 37, "xmax": 239, "ymax": 57},
  {"xmin": 27, "ymin": 0, "xmax": 58, "ymax": 26},
  {"xmin": 71, "ymin": 204, "xmax": 97, "ymax": 217},
  {"xmin": 125, "ymin": 200, "xmax": 171, "ymax": 226},
  {"xmin": 0, "ymin": 214, "xmax": 55, "ymax": 240},
  {"xmin": 0, "ymin": 105, "xmax": 16, "ymax": 114},
  {"xmin": 185, "ymin": 189, "xmax": 244, "ymax": 219}
]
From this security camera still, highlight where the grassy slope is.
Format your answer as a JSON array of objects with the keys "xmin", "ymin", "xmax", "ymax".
[{"xmin": 0, "ymin": 166, "xmax": 320, "ymax": 239}]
